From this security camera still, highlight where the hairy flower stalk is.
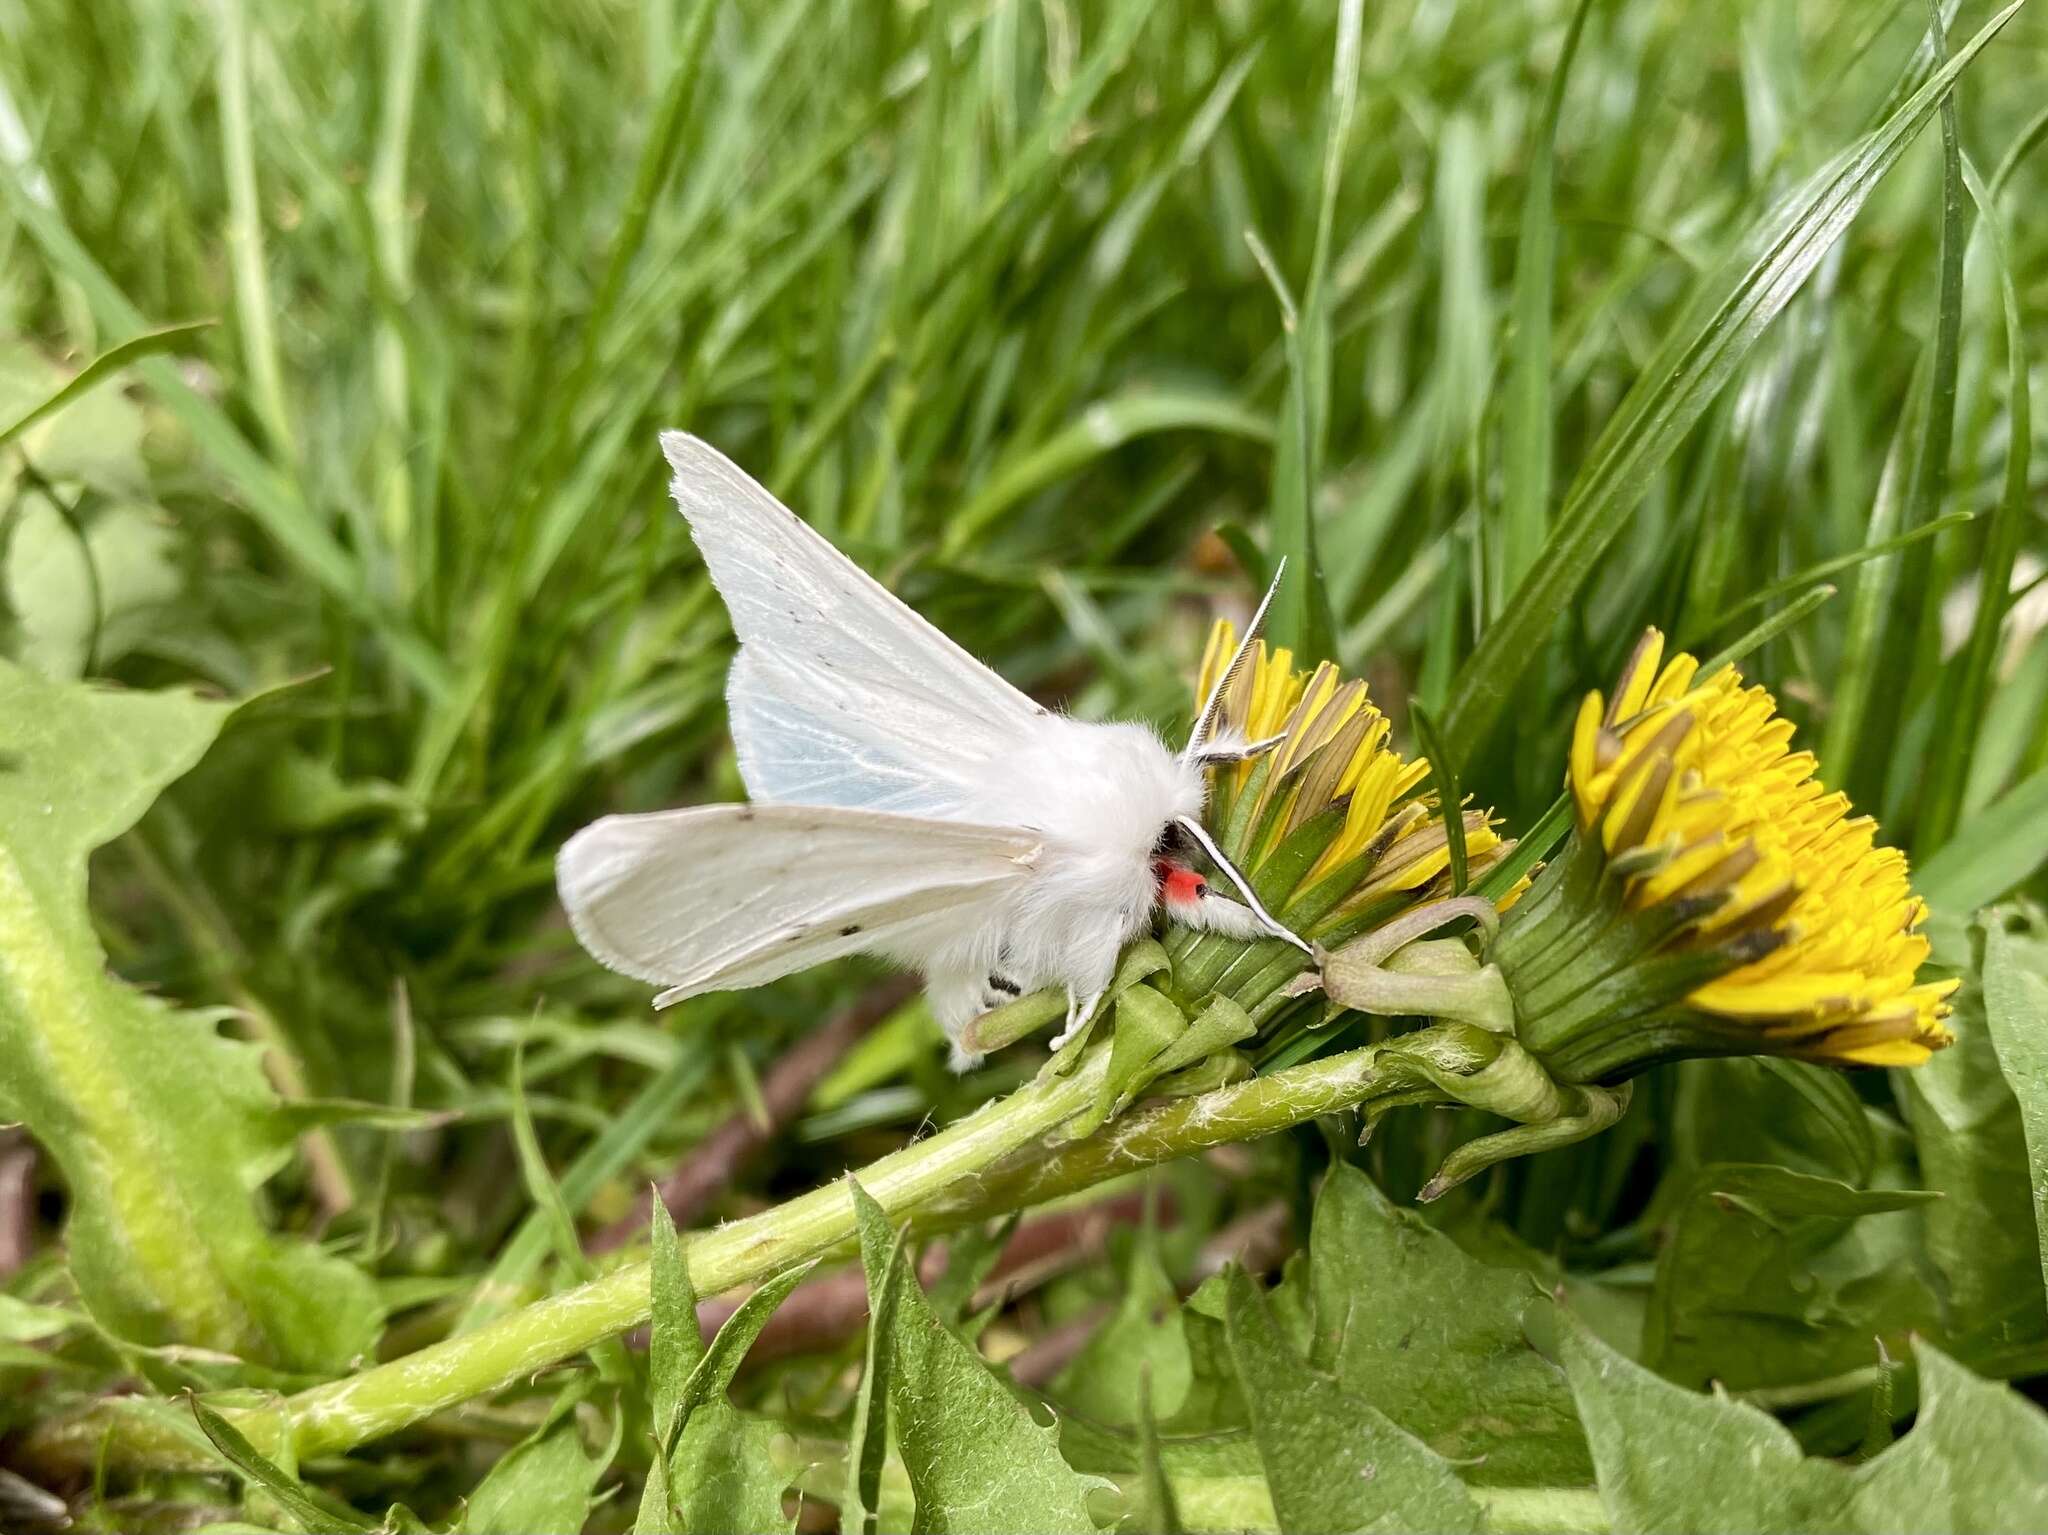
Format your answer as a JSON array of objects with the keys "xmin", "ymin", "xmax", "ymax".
[{"xmin": 20, "ymin": 1036, "xmax": 1483, "ymax": 1476}]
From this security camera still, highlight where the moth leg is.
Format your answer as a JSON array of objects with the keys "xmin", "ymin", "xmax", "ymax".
[{"xmin": 1048, "ymin": 985, "xmax": 1104, "ymax": 1051}]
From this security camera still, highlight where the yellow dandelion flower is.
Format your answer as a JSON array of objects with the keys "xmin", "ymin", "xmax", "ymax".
[{"xmin": 1508, "ymin": 628, "xmax": 1954, "ymax": 1073}]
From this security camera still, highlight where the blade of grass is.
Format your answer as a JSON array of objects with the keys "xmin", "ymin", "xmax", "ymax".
[
  {"xmin": 1498, "ymin": 0, "xmax": 1598, "ymax": 606},
  {"xmin": 366, "ymin": 0, "xmax": 429, "ymax": 588},
  {"xmin": 1913, "ymin": 767, "xmax": 2048, "ymax": 916},
  {"xmin": 1698, "ymin": 584, "xmax": 1837, "ymax": 676},
  {"xmin": 1691, "ymin": 513, "xmax": 1969, "ymax": 638},
  {"xmin": 1259, "ymin": 0, "xmax": 1355, "ymax": 665},
  {"xmin": 214, "ymin": 0, "xmax": 294, "ymax": 460},
  {"xmin": 0, "ymin": 320, "xmax": 213, "ymax": 448},
  {"xmin": 1917, "ymin": 154, "xmax": 2030, "ymax": 854},
  {"xmin": 406, "ymin": 0, "xmax": 720, "ymax": 796},
  {"xmin": 1832, "ymin": 0, "xmax": 1970, "ymax": 815},
  {"xmin": 456, "ymin": 1029, "xmax": 718, "ymax": 1333},
  {"xmin": 1244, "ymin": 226, "xmax": 1328, "ymax": 664},
  {"xmin": 1437, "ymin": 0, "xmax": 2030, "ymax": 765},
  {"xmin": 944, "ymin": 390, "xmax": 1272, "ymax": 553}
]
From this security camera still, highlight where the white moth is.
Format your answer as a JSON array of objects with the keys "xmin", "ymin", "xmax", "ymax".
[{"xmin": 557, "ymin": 434, "xmax": 1308, "ymax": 1068}]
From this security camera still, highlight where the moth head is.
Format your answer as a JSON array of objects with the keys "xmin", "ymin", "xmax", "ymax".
[{"xmin": 1155, "ymin": 813, "xmax": 1311, "ymax": 954}]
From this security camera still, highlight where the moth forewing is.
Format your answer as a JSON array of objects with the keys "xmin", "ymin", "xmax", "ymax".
[{"xmin": 556, "ymin": 803, "xmax": 1038, "ymax": 1005}]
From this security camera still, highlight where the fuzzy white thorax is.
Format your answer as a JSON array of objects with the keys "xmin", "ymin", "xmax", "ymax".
[{"xmin": 883, "ymin": 713, "xmax": 1206, "ymax": 1044}]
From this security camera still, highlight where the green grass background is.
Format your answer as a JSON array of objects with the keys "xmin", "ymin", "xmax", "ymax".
[{"xmin": 3, "ymin": 0, "xmax": 2047, "ymax": 1527}]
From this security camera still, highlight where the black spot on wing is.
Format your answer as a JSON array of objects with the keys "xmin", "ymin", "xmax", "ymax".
[{"xmin": 840, "ymin": 923, "xmax": 862, "ymax": 937}]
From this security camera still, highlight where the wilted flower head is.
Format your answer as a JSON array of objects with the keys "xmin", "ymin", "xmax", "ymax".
[{"xmin": 1500, "ymin": 629, "xmax": 1955, "ymax": 1079}]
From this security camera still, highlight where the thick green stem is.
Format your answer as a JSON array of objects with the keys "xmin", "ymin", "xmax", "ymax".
[
  {"xmin": 929, "ymin": 1041, "xmax": 1426, "ymax": 1218},
  {"xmin": 23, "ymin": 1045, "xmax": 1114, "ymax": 1475},
  {"xmin": 23, "ymin": 1036, "xmax": 1447, "ymax": 1477}
]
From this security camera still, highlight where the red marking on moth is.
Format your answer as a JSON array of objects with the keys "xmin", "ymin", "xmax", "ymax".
[{"xmin": 1155, "ymin": 860, "xmax": 1208, "ymax": 909}]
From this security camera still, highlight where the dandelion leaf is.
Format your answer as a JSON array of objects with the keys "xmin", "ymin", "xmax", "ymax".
[
  {"xmin": 1305, "ymin": 1161, "xmax": 1590, "ymax": 1485},
  {"xmin": 1054, "ymin": 1215, "xmax": 1192, "ymax": 1426},
  {"xmin": 1224, "ymin": 1266, "xmax": 1483, "ymax": 1535},
  {"xmin": 1644, "ymin": 1163, "xmax": 1943, "ymax": 1393},
  {"xmin": 1563, "ymin": 1315, "xmax": 2048, "ymax": 1532},
  {"xmin": 1849, "ymin": 1341, "xmax": 2048, "ymax": 1531},
  {"xmin": 849, "ymin": 1178, "xmax": 1104, "ymax": 1534},
  {"xmin": 1969, "ymin": 914, "xmax": 2048, "ymax": 1306},
  {"xmin": 462, "ymin": 1406, "xmax": 600, "ymax": 1535},
  {"xmin": 0, "ymin": 661, "xmax": 378, "ymax": 1370},
  {"xmin": 640, "ymin": 1201, "xmax": 796, "ymax": 1535}
]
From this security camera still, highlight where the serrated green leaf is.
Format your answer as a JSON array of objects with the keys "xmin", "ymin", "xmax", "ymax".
[
  {"xmin": 0, "ymin": 663, "xmax": 379, "ymax": 1370},
  {"xmin": 1163, "ymin": 1273, "xmax": 1251, "ymax": 1434},
  {"xmin": 192, "ymin": 1398, "xmax": 377, "ymax": 1535},
  {"xmin": 461, "ymin": 1408, "xmax": 600, "ymax": 1535},
  {"xmin": 1853, "ymin": 1340, "xmax": 2048, "ymax": 1529},
  {"xmin": 850, "ymin": 1177, "xmax": 1103, "ymax": 1534},
  {"xmin": 1225, "ymin": 1267, "xmax": 1483, "ymax": 1535},
  {"xmin": 1667, "ymin": 1059, "xmax": 1878, "ymax": 1188},
  {"xmin": 1895, "ymin": 925, "xmax": 2046, "ymax": 1351},
  {"xmin": 1129, "ymin": 1364, "xmax": 1185, "ymax": 1535},
  {"xmin": 1644, "ymin": 1163, "xmax": 1940, "ymax": 1391},
  {"xmin": 667, "ymin": 1411, "xmax": 793, "ymax": 1535},
  {"xmin": 1305, "ymin": 1163, "xmax": 1589, "ymax": 1486},
  {"xmin": 845, "ymin": 1181, "xmax": 904, "ymax": 1535},
  {"xmin": 638, "ymin": 1199, "xmax": 691, "ymax": 1535},
  {"xmin": 1562, "ymin": 1311, "xmax": 1849, "ymax": 1532},
  {"xmin": 641, "ymin": 1198, "xmax": 798, "ymax": 1535},
  {"xmin": 1981, "ymin": 916, "xmax": 2048, "ymax": 1297},
  {"xmin": 677, "ymin": 1260, "xmax": 814, "ymax": 1428},
  {"xmin": 646, "ymin": 1201, "xmax": 695, "ymax": 1443},
  {"xmin": 1564, "ymin": 1314, "xmax": 2048, "ymax": 1532}
]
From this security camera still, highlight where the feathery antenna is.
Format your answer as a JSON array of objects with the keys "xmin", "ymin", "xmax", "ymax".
[{"xmin": 1183, "ymin": 560, "xmax": 1286, "ymax": 762}]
